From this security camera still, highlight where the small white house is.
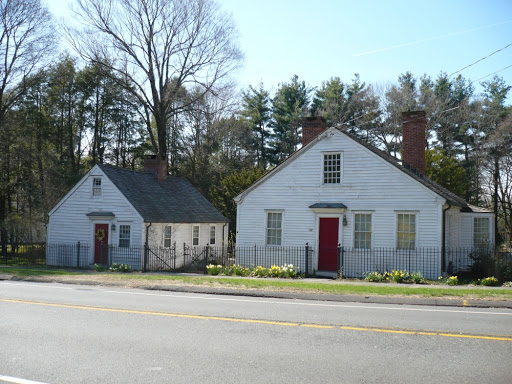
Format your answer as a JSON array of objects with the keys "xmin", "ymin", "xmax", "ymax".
[
  {"xmin": 47, "ymin": 156, "xmax": 228, "ymax": 268},
  {"xmin": 234, "ymin": 112, "xmax": 494, "ymax": 278}
]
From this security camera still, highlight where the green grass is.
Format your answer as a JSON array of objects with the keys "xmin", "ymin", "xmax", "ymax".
[
  {"xmin": 0, "ymin": 267, "xmax": 82, "ymax": 277},
  {"xmin": 1, "ymin": 267, "xmax": 511, "ymax": 299}
]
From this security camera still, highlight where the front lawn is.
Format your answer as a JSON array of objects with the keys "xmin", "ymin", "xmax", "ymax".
[{"xmin": 2, "ymin": 267, "xmax": 511, "ymax": 300}]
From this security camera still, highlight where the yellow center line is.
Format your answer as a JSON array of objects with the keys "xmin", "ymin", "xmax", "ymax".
[
  {"xmin": 341, "ymin": 326, "xmax": 512, "ymax": 341},
  {"xmin": 3, "ymin": 298, "xmax": 512, "ymax": 342}
]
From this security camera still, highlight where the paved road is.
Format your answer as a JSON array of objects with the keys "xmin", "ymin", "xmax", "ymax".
[{"xmin": 1, "ymin": 281, "xmax": 512, "ymax": 383}]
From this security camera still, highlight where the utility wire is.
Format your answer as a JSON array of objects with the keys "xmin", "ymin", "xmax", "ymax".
[
  {"xmin": 475, "ymin": 64, "xmax": 512, "ymax": 82},
  {"xmin": 448, "ymin": 42, "xmax": 512, "ymax": 77}
]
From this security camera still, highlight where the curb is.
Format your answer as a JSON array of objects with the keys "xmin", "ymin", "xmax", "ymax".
[{"xmin": 5, "ymin": 275, "xmax": 512, "ymax": 309}]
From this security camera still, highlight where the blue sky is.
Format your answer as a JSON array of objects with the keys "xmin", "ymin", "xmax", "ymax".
[{"xmin": 46, "ymin": 0, "xmax": 512, "ymax": 101}]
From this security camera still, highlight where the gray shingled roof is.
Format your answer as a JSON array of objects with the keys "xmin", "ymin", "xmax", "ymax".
[
  {"xmin": 342, "ymin": 131, "xmax": 470, "ymax": 208},
  {"xmin": 98, "ymin": 164, "xmax": 228, "ymax": 223}
]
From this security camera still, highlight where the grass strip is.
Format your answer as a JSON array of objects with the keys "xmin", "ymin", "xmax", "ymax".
[
  {"xmin": 1, "ymin": 267, "xmax": 511, "ymax": 299},
  {"xmin": 0, "ymin": 267, "xmax": 82, "ymax": 277}
]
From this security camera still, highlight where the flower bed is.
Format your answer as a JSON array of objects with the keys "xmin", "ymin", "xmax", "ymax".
[{"xmin": 206, "ymin": 264, "xmax": 299, "ymax": 278}]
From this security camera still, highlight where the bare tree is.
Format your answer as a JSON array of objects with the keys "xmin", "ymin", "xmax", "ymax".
[
  {"xmin": 65, "ymin": 0, "xmax": 243, "ymax": 158},
  {"xmin": 0, "ymin": 0, "xmax": 55, "ymax": 254},
  {"xmin": 0, "ymin": 0, "xmax": 55, "ymax": 117}
]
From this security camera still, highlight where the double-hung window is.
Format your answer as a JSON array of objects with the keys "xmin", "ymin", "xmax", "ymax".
[
  {"xmin": 119, "ymin": 225, "xmax": 130, "ymax": 248},
  {"xmin": 397, "ymin": 213, "xmax": 416, "ymax": 250},
  {"xmin": 164, "ymin": 225, "xmax": 172, "ymax": 248},
  {"xmin": 210, "ymin": 226, "xmax": 216, "ymax": 245},
  {"xmin": 192, "ymin": 225, "xmax": 199, "ymax": 246},
  {"xmin": 473, "ymin": 218, "xmax": 490, "ymax": 249},
  {"xmin": 354, "ymin": 213, "xmax": 372, "ymax": 249},
  {"xmin": 323, "ymin": 153, "xmax": 341, "ymax": 184},
  {"xmin": 92, "ymin": 178, "xmax": 102, "ymax": 196},
  {"xmin": 266, "ymin": 211, "xmax": 282, "ymax": 246}
]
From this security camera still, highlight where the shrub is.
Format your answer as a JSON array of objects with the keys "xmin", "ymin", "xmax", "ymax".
[
  {"xmin": 109, "ymin": 263, "xmax": 131, "ymax": 272},
  {"xmin": 480, "ymin": 276, "xmax": 499, "ymax": 286},
  {"xmin": 268, "ymin": 265, "xmax": 283, "ymax": 278},
  {"xmin": 410, "ymin": 271, "xmax": 425, "ymax": 284},
  {"xmin": 446, "ymin": 275, "xmax": 458, "ymax": 286},
  {"xmin": 281, "ymin": 264, "xmax": 297, "ymax": 278},
  {"xmin": 94, "ymin": 263, "xmax": 106, "ymax": 272},
  {"xmin": 390, "ymin": 270, "xmax": 410, "ymax": 283},
  {"xmin": 365, "ymin": 271, "xmax": 386, "ymax": 283},
  {"xmin": 233, "ymin": 264, "xmax": 250, "ymax": 277},
  {"xmin": 252, "ymin": 266, "xmax": 268, "ymax": 278},
  {"xmin": 206, "ymin": 264, "xmax": 222, "ymax": 276}
]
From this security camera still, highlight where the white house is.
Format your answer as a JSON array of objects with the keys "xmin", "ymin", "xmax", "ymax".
[
  {"xmin": 234, "ymin": 112, "xmax": 494, "ymax": 279},
  {"xmin": 47, "ymin": 156, "xmax": 228, "ymax": 269}
]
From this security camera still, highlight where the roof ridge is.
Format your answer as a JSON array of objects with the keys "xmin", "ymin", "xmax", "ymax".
[{"xmin": 339, "ymin": 129, "xmax": 469, "ymax": 207}]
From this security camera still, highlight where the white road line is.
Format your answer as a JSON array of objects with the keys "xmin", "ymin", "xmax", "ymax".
[
  {"xmin": 2, "ymin": 281, "xmax": 512, "ymax": 316},
  {"xmin": 0, "ymin": 375, "xmax": 50, "ymax": 384}
]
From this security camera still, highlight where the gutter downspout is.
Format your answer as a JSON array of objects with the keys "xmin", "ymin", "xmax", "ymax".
[
  {"xmin": 442, "ymin": 203, "xmax": 451, "ymax": 274},
  {"xmin": 222, "ymin": 222, "xmax": 228, "ymax": 247}
]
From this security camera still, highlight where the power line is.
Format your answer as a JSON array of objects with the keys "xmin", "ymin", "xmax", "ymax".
[
  {"xmin": 449, "ymin": 42, "xmax": 512, "ymax": 77},
  {"xmin": 475, "ymin": 64, "xmax": 512, "ymax": 82}
]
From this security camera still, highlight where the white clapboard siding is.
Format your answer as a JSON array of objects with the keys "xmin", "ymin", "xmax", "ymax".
[
  {"xmin": 237, "ymin": 130, "xmax": 444, "ymax": 249},
  {"xmin": 145, "ymin": 222, "xmax": 228, "ymax": 249},
  {"xmin": 48, "ymin": 166, "xmax": 143, "ymax": 259}
]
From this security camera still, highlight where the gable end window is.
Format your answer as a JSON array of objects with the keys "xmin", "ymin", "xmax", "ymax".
[
  {"xmin": 397, "ymin": 213, "xmax": 416, "ymax": 250},
  {"xmin": 473, "ymin": 218, "xmax": 490, "ymax": 249},
  {"xmin": 92, "ymin": 178, "xmax": 102, "ymax": 196},
  {"xmin": 323, "ymin": 153, "xmax": 341, "ymax": 184},
  {"xmin": 354, "ymin": 213, "xmax": 372, "ymax": 249},
  {"xmin": 119, "ymin": 225, "xmax": 130, "ymax": 248},
  {"xmin": 164, "ymin": 225, "xmax": 172, "ymax": 248},
  {"xmin": 266, "ymin": 211, "xmax": 282, "ymax": 246}
]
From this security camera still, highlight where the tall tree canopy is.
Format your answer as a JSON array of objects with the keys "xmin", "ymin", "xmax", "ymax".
[
  {"xmin": 66, "ymin": 0, "xmax": 243, "ymax": 158},
  {"xmin": 0, "ymin": 0, "xmax": 56, "ymax": 253}
]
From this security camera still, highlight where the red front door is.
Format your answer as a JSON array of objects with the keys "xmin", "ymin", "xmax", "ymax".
[
  {"xmin": 318, "ymin": 218, "xmax": 339, "ymax": 271},
  {"xmin": 94, "ymin": 223, "xmax": 109, "ymax": 264}
]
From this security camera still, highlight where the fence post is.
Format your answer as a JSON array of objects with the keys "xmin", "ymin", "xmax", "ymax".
[
  {"xmin": 337, "ymin": 243, "xmax": 343, "ymax": 278},
  {"xmin": 77, "ymin": 241, "xmax": 80, "ymax": 268},
  {"xmin": 305, "ymin": 243, "xmax": 309, "ymax": 278},
  {"xmin": 204, "ymin": 244, "xmax": 209, "ymax": 274},
  {"xmin": 143, "ymin": 242, "xmax": 148, "ymax": 272}
]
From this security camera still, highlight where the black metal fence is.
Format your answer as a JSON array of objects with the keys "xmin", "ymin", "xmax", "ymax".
[
  {"xmin": 3, "ymin": 242, "xmax": 511, "ymax": 281},
  {"xmin": 1, "ymin": 243, "xmax": 47, "ymax": 266},
  {"xmin": 46, "ymin": 243, "xmax": 90, "ymax": 268},
  {"xmin": 340, "ymin": 247, "xmax": 441, "ymax": 280}
]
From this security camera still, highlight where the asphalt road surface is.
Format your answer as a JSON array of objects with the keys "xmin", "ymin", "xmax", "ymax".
[{"xmin": 1, "ymin": 281, "xmax": 512, "ymax": 384}]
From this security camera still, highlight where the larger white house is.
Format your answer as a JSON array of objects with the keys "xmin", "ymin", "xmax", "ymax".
[
  {"xmin": 234, "ymin": 112, "xmax": 493, "ymax": 278},
  {"xmin": 47, "ymin": 156, "xmax": 228, "ymax": 269}
]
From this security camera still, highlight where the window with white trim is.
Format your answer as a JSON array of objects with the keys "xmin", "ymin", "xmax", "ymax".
[
  {"xmin": 164, "ymin": 225, "xmax": 172, "ymax": 248},
  {"xmin": 92, "ymin": 178, "xmax": 102, "ymax": 196},
  {"xmin": 210, "ymin": 226, "xmax": 216, "ymax": 245},
  {"xmin": 354, "ymin": 213, "xmax": 372, "ymax": 249},
  {"xmin": 119, "ymin": 225, "xmax": 130, "ymax": 248},
  {"xmin": 397, "ymin": 213, "xmax": 416, "ymax": 250},
  {"xmin": 323, "ymin": 153, "xmax": 341, "ymax": 184},
  {"xmin": 266, "ymin": 211, "xmax": 282, "ymax": 246},
  {"xmin": 473, "ymin": 218, "xmax": 489, "ymax": 249},
  {"xmin": 192, "ymin": 225, "xmax": 199, "ymax": 246}
]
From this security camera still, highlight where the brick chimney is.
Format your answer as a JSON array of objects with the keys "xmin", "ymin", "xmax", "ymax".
[
  {"xmin": 402, "ymin": 111, "xmax": 426, "ymax": 175},
  {"xmin": 302, "ymin": 116, "xmax": 327, "ymax": 146},
  {"xmin": 144, "ymin": 155, "xmax": 167, "ymax": 181}
]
